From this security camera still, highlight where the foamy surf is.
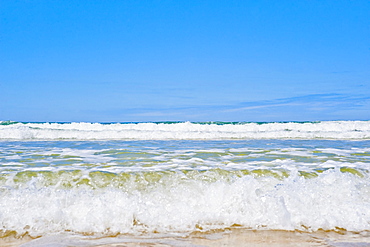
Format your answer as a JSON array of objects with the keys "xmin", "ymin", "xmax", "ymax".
[
  {"xmin": 1, "ymin": 168, "xmax": 369, "ymax": 237},
  {"xmin": 1, "ymin": 121, "xmax": 370, "ymax": 140},
  {"xmin": 0, "ymin": 122, "xmax": 369, "ymax": 246}
]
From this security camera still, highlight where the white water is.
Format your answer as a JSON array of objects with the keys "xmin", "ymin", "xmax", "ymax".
[
  {"xmin": 1, "ymin": 169, "xmax": 369, "ymax": 237},
  {"xmin": 1, "ymin": 121, "xmax": 370, "ymax": 140},
  {"xmin": 0, "ymin": 125, "xmax": 369, "ymax": 243}
]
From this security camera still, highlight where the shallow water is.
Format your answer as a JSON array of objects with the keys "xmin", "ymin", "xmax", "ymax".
[{"xmin": 0, "ymin": 122, "xmax": 369, "ymax": 245}]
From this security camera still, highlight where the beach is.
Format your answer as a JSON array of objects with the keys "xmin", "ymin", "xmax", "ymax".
[
  {"xmin": 2, "ymin": 229, "xmax": 370, "ymax": 246},
  {"xmin": 3, "ymin": 0, "xmax": 369, "ymax": 245}
]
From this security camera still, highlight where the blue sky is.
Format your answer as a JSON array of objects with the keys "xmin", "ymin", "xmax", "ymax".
[{"xmin": 1, "ymin": 0, "xmax": 369, "ymax": 122}]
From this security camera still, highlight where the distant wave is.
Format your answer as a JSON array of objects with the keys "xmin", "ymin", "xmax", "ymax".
[{"xmin": 0, "ymin": 121, "xmax": 370, "ymax": 140}]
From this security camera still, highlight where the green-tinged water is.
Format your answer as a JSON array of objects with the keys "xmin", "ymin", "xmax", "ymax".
[{"xmin": 0, "ymin": 138, "xmax": 370, "ymax": 245}]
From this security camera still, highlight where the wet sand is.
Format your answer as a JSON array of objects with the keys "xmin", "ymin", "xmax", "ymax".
[
  {"xmin": 2, "ymin": 228, "xmax": 370, "ymax": 247},
  {"xmin": 93, "ymin": 229, "xmax": 370, "ymax": 247}
]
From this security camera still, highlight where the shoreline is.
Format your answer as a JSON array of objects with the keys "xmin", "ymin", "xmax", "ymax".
[{"xmin": 2, "ymin": 229, "xmax": 370, "ymax": 247}]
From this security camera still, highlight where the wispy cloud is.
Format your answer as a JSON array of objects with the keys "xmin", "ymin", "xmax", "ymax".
[
  {"xmin": 225, "ymin": 93, "xmax": 370, "ymax": 113},
  {"xmin": 218, "ymin": 93, "xmax": 370, "ymax": 121},
  {"xmin": 131, "ymin": 111, "xmax": 169, "ymax": 117},
  {"xmin": 82, "ymin": 93, "xmax": 370, "ymax": 122},
  {"xmin": 224, "ymin": 103, "xmax": 299, "ymax": 112}
]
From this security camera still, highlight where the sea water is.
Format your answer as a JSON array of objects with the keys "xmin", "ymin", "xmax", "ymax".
[{"xmin": 0, "ymin": 121, "xmax": 370, "ymax": 246}]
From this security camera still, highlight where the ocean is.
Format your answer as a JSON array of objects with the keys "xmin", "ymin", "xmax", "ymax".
[{"xmin": 0, "ymin": 121, "xmax": 370, "ymax": 246}]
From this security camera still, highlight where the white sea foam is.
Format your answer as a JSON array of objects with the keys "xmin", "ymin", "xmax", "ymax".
[
  {"xmin": 0, "ymin": 169, "xmax": 369, "ymax": 237},
  {"xmin": 1, "ymin": 138, "xmax": 369, "ymax": 240},
  {"xmin": 1, "ymin": 121, "xmax": 370, "ymax": 140}
]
